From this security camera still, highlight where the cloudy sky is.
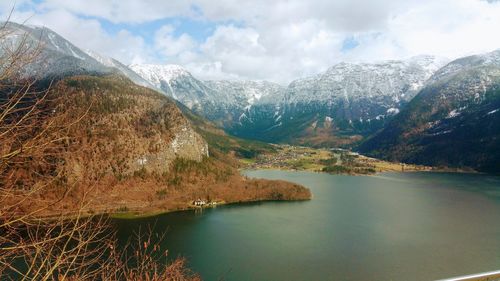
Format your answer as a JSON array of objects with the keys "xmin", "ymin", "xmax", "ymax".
[{"xmin": 2, "ymin": 0, "xmax": 500, "ymax": 83}]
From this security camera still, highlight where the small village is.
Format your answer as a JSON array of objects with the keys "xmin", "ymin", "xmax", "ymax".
[
  {"xmin": 242, "ymin": 144, "xmax": 433, "ymax": 175},
  {"xmin": 243, "ymin": 144, "xmax": 332, "ymax": 171}
]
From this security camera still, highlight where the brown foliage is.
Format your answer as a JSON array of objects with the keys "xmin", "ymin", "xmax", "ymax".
[
  {"xmin": 7, "ymin": 74, "xmax": 311, "ymax": 217},
  {"xmin": 0, "ymin": 19, "xmax": 310, "ymax": 280},
  {"xmin": 0, "ymin": 20, "xmax": 199, "ymax": 280}
]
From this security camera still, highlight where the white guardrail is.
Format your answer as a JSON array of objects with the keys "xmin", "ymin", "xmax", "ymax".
[{"xmin": 437, "ymin": 270, "xmax": 500, "ymax": 281}]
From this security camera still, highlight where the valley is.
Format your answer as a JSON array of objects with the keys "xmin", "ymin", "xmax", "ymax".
[
  {"xmin": 129, "ymin": 48, "xmax": 499, "ymax": 174},
  {"xmin": 2, "ymin": 21, "xmax": 495, "ymax": 222},
  {"xmin": 130, "ymin": 56, "xmax": 449, "ymax": 148},
  {"xmin": 1, "ymin": 14, "xmax": 500, "ymax": 281},
  {"xmin": 6, "ymin": 21, "xmax": 495, "ymax": 174},
  {"xmin": 1, "ymin": 21, "xmax": 497, "ymax": 222}
]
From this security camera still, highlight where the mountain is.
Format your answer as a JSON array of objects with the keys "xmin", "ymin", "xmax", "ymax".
[
  {"xmin": 3, "ymin": 74, "xmax": 309, "ymax": 215},
  {"xmin": 229, "ymin": 56, "xmax": 448, "ymax": 146},
  {"xmin": 359, "ymin": 50, "xmax": 500, "ymax": 173},
  {"xmin": 203, "ymin": 80, "xmax": 285, "ymax": 133},
  {"xmin": 203, "ymin": 80, "xmax": 284, "ymax": 108},
  {"xmin": 84, "ymin": 49, "xmax": 158, "ymax": 91},
  {"xmin": 131, "ymin": 57, "xmax": 447, "ymax": 147},
  {"xmin": 0, "ymin": 22, "xmax": 111, "ymax": 79},
  {"xmin": 60, "ymin": 75, "xmax": 209, "ymax": 180},
  {"xmin": 0, "ymin": 22, "xmax": 158, "ymax": 90},
  {"xmin": 129, "ymin": 64, "xmax": 285, "ymax": 129},
  {"xmin": 0, "ymin": 22, "xmax": 288, "ymax": 169},
  {"xmin": 129, "ymin": 64, "xmax": 219, "ymax": 109}
]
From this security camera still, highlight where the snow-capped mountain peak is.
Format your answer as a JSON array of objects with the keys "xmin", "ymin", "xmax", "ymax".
[
  {"xmin": 0, "ymin": 22, "xmax": 111, "ymax": 79},
  {"xmin": 84, "ymin": 49, "xmax": 116, "ymax": 67},
  {"xmin": 286, "ymin": 55, "xmax": 448, "ymax": 105},
  {"xmin": 129, "ymin": 64, "xmax": 190, "ymax": 89},
  {"xmin": 428, "ymin": 49, "xmax": 500, "ymax": 84},
  {"xmin": 129, "ymin": 63, "xmax": 223, "ymax": 110},
  {"xmin": 84, "ymin": 50, "xmax": 159, "ymax": 91},
  {"xmin": 204, "ymin": 80, "xmax": 284, "ymax": 105}
]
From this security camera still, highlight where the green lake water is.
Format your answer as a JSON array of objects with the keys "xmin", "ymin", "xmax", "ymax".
[{"xmin": 115, "ymin": 171, "xmax": 500, "ymax": 280}]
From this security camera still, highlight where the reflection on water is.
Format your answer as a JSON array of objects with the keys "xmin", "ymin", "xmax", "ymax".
[{"xmin": 115, "ymin": 171, "xmax": 500, "ymax": 281}]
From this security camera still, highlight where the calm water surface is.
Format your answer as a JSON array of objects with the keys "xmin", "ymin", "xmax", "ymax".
[{"xmin": 115, "ymin": 171, "xmax": 500, "ymax": 281}]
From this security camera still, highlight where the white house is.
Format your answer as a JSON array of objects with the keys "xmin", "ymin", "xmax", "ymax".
[{"xmin": 193, "ymin": 199, "xmax": 206, "ymax": 206}]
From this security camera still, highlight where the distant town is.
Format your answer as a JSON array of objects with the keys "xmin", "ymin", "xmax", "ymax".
[{"xmin": 242, "ymin": 144, "xmax": 434, "ymax": 175}]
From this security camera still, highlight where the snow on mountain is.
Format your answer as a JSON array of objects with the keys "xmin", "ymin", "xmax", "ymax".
[
  {"xmin": 129, "ymin": 63, "xmax": 215, "ymax": 108},
  {"xmin": 204, "ymin": 80, "xmax": 284, "ymax": 106},
  {"xmin": 428, "ymin": 49, "xmax": 500, "ymax": 84},
  {"xmin": 129, "ymin": 64, "xmax": 239, "ymax": 125},
  {"xmin": 129, "ymin": 56, "xmax": 450, "ymax": 146},
  {"xmin": 285, "ymin": 55, "xmax": 447, "ymax": 105},
  {"xmin": 129, "ymin": 64, "xmax": 190, "ymax": 91},
  {"xmin": 258, "ymin": 55, "xmax": 451, "ymax": 142},
  {"xmin": 84, "ymin": 50, "xmax": 159, "ymax": 91},
  {"xmin": 128, "ymin": 65, "xmax": 281, "ymax": 108},
  {"xmin": 359, "ymin": 49, "xmax": 500, "ymax": 172},
  {"xmin": 129, "ymin": 64, "xmax": 288, "ymax": 128},
  {"xmin": 0, "ymin": 22, "xmax": 111, "ymax": 79},
  {"xmin": 128, "ymin": 56, "xmax": 449, "ymax": 133},
  {"xmin": 84, "ymin": 49, "xmax": 115, "ymax": 66},
  {"xmin": 221, "ymin": 56, "xmax": 449, "ymax": 145},
  {"xmin": 203, "ymin": 80, "xmax": 285, "ymax": 127},
  {"xmin": 420, "ymin": 49, "xmax": 500, "ymax": 119},
  {"xmin": 0, "ymin": 22, "xmax": 163, "ymax": 94}
]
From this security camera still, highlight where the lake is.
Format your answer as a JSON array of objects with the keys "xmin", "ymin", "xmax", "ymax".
[{"xmin": 115, "ymin": 171, "xmax": 500, "ymax": 281}]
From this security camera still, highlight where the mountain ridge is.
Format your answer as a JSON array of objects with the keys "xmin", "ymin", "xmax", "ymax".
[
  {"xmin": 5, "ymin": 21, "xmax": 498, "ymax": 173},
  {"xmin": 130, "ymin": 55, "xmax": 448, "ymax": 146},
  {"xmin": 358, "ymin": 49, "xmax": 500, "ymax": 173}
]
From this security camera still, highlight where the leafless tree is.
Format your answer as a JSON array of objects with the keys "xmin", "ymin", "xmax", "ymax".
[{"xmin": 0, "ymin": 15, "xmax": 200, "ymax": 280}]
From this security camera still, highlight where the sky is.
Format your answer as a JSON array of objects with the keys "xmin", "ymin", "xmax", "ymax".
[{"xmin": 1, "ymin": 0, "xmax": 500, "ymax": 84}]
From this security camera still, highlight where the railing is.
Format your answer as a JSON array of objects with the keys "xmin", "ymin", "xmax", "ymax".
[{"xmin": 437, "ymin": 270, "xmax": 500, "ymax": 281}]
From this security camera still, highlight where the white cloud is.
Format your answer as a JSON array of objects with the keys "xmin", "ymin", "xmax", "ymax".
[
  {"xmin": 388, "ymin": 0, "xmax": 500, "ymax": 58},
  {"xmin": 168, "ymin": 22, "xmax": 346, "ymax": 83},
  {"xmin": 185, "ymin": 61, "xmax": 241, "ymax": 81},
  {"xmin": 38, "ymin": 0, "xmax": 195, "ymax": 23},
  {"xmin": 2, "ymin": 0, "xmax": 500, "ymax": 83},
  {"xmin": 154, "ymin": 25, "xmax": 196, "ymax": 57},
  {"xmin": 187, "ymin": 0, "xmax": 500, "ymax": 83},
  {"xmin": 1, "ymin": 6, "xmax": 151, "ymax": 64}
]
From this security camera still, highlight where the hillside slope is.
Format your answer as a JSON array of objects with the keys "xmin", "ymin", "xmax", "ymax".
[
  {"xmin": 9, "ymin": 75, "xmax": 310, "ymax": 216},
  {"xmin": 359, "ymin": 50, "xmax": 500, "ymax": 173}
]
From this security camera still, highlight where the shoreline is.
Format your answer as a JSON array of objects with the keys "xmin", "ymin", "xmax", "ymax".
[
  {"xmin": 31, "ymin": 177, "xmax": 312, "ymax": 221},
  {"xmin": 110, "ymin": 197, "xmax": 311, "ymax": 220},
  {"xmin": 241, "ymin": 165, "xmax": 480, "ymax": 175},
  {"xmin": 109, "ymin": 167, "xmax": 485, "ymax": 220},
  {"xmin": 33, "ymin": 166, "xmax": 483, "ymax": 222},
  {"xmin": 29, "ymin": 158, "xmax": 483, "ymax": 222}
]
